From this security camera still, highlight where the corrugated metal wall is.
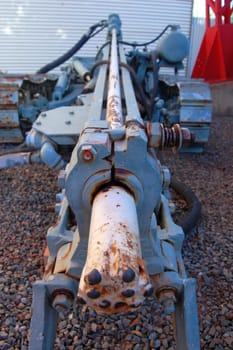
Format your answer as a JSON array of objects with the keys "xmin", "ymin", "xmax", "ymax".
[
  {"xmin": 0, "ymin": 0, "xmax": 193, "ymax": 74},
  {"xmin": 188, "ymin": 17, "xmax": 205, "ymax": 77}
]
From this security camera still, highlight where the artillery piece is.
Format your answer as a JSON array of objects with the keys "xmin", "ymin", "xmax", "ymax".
[{"xmin": 0, "ymin": 14, "xmax": 203, "ymax": 349}]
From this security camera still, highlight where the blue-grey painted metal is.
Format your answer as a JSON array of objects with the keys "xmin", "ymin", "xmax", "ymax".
[
  {"xmin": 175, "ymin": 278, "xmax": 201, "ymax": 350},
  {"xmin": 27, "ymin": 15, "xmax": 200, "ymax": 350},
  {"xmin": 29, "ymin": 274, "xmax": 78, "ymax": 350}
]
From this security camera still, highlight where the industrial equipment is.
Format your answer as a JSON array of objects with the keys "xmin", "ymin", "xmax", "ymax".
[
  {"xmin": 0, "ymin": 14, "xmax": 203, "ymax": 349},
  {"xmin": 0, "ymin": 15, "xmax": 212, "ymax": 152}
]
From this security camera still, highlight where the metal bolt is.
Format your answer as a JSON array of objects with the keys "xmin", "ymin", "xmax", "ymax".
[
  {"xmin": 58, "ymin": 169, "xmax": 66, "ymax": 188},
  {"xmin": 155, "ymin": 98, "xmax": 164, "ymax": 109},
  {"xmin": 143, "ymin": 284, "xmax": 154, "ymax": 297},
  {"xmin": 168, "ymin": 200, "xmax": 176, "ymax": 214},
  {"xmin": 158, "ymin": 289, "xmax": 176, "ymax": 315},
  {"xmin": 36, "ymin": 121, "xmax": 42, "ymax": 125},
  {"xmin": 69, "ymin": 111, "xmax": 75, "ymax": 115},
  {"xmin": 56, "ymin": 191, "xmax": 64, "ymax": 203},
  {"xmin": 146, "ymin": 122, "xmax": 162, "ymax": 148},
  {"xmin": 54, "ymin": 203, "xmax": 61, "ymax": 213},
  {"xmin": 161, "ymin": 165, "xmax": 171, "ymax": 191},
  {"xmin": 52, "ymin": 293, "xmax": 73, "ymax": 314},
  {"xmin": 115, "ymin": 302, "xmax": 127, "ymax": 309},
  {"xmin": 121, "ymin": 289, "xmax": 135, "ymax": 298},
  {"xmin": 79, "ymin": 145, "xmax": 97, "ymax": 162},
  {"xmin": 65, "ymin": 120, "xmax": 71, "ymax": 125},
  {"xmin": 122, "ymin": 268, "xmax": 135, "ymax": 283},
  {"xmin": 77, "ymin": 296, "xmax": 87, "ymax": 305},
  {"xmin": 99, "ymin": 299, "xmax": 111, "ymax": 308},
  {"xmin": 87, "ymin": 288, "xmax": 101, "ymax": 299},
  {"xmin": 181, "ymin": 127, "xmax": 195, "ymax": 147},
  {"xmin": 41, "ymin": 113, "xmax": 47, "ymax": 117},
  {"xmin": 163, "ymin": 298, "xmax": 175, "ymax": 314},
  {"xmin": 85, "ymin": 269, "xmax": 102, "ymax": 285}
]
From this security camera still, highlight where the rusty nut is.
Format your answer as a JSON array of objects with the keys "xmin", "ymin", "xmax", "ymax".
[
  {"xmin": 52, "ymin": 293, "xmax": 74, "ymax": 314},
  {"xmin": 146, "ymin": 122, "xmax": 162, "ymax": 148}
]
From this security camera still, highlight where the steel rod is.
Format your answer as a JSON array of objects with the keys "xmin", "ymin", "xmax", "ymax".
[{"xmin": 106, "ymin": 28, "xmax": 123, "ymax": 129}]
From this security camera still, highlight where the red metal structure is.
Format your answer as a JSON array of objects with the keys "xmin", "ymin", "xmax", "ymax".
[{"xmin": 192, "ymin": 0, "xmax": 233, "ymax": 82}]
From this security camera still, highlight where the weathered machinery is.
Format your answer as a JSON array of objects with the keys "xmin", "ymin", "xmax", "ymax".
[
  {"xmin": 0, "ymin": 14, "xmax": 204, "ymax": 349},
  {"xmin": 0, "ymin": 15, "xmax": 212, "ymax": 152}
]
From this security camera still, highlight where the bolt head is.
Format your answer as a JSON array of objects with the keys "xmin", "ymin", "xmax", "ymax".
[
  {"xmin": 58, "ymin": 169, "xmax": 66, "ymax": 188},
  {"xmin": 52, "ymin": 293, "xmax": 73, "ymax": 314},
  {"xmin": 55, "ymin": 203, "xmax": 61, "ymax": 213},
  {"xmin": 158, "ymin": 290, "xmax": 176, "ymax": 315},
  {"xmin": 79, "ymin": 145, "xmax": 97, "ymax": 162},
  {"xmin": 147, "ymin": 122, "xmax": 162, "ymax": 148},
  {"xmin": 161, "ymin": 165, "xmax": 171, "ymax": 190}
]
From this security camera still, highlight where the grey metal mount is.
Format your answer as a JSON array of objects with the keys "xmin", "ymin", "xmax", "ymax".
[
  {"xmin": 175, "ymin": 279, "xmax": 200, "ymax": 350},
  {"xmin": 29, "ymin": 274, "xmax": 78, "ymax": 350}
]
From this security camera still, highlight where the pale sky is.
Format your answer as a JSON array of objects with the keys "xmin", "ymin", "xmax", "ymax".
[{"xmin": 193, "ymin": 0, "xmax": 206, "ymax": 17}]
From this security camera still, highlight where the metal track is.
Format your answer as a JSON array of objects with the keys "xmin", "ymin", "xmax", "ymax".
[
  {"xmin": 0, "ymin": 76, "xmax": 24, "ymax": 143},
  {"xmin": 160, "ymin": 76, "xmax": 212, "ymax": 152}
]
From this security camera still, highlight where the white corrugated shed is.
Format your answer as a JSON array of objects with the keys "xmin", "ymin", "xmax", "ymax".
[
  {"xmin": 187, "ymin": 17, "xmax": 205, "ymax": 77},
  {"xmin": 0, "ymin": 0, "xmax": 193, "ymax": 74}
]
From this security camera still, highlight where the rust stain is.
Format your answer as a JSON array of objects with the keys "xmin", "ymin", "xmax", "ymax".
[
  {"xmin": 137, "ymin": 256, "xmax": 148, "ymax": 281},
  {"xmin": 101, "ymin": 285, "xmax": 115, "ymax": 295},
  {"xmin": 120, "ymin": 253, "xmax": 133, "ymax": 270},
  {"xmin": 0, "ymin": 122, "xmax": 19, "ymax": 128},
  {"xmin": 115, "ymin": 169, "xmax": 132, "ymax": 176},
  {"xmin": 103, "ymin": 250, "xmax": 110, "ymax": 273},
  {"xmin": 110, "ymin": 241, "xmax": 119, "ymax": 274},
  {"xmin": 43, "ymin": 258, "xmax": 56, "ymax": 279},
  {"xmin": 109, "ymin": 241, "xmax": 118, "ymax": 255},
  {"xmin": 0, "ymin": 85, "xmax": 19, "ymax": 91},
  {"xmin": 50, "ymin": 215, "xmax": 62, "ymax": 228},
  {"xmin": 0, "ymin": 136, "xmax": 23, "ymax": 143},
  {"xmin": 98, "ymin": 222, "xmax": 110, "ymax": 231},
  {"xmin": 58, "ymin": 243, "xmax": 72, "ymax": 261},
  {"xmin": 126, "ymin": 235, "xmax": 134, "ymax": 250},
  {"xmin": 107, "ymin": 94, "xmax": 122, "ymax": 124}
]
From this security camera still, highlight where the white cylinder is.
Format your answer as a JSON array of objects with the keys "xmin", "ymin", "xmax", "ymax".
[{"xmin": 78, "ymin": 185, "xmax": 153, "ymax": 314}]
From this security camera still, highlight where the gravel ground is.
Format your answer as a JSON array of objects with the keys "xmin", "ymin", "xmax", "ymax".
[{"xmin": 0, "ymin": 113, "xmax": 232, "ymax": 350}]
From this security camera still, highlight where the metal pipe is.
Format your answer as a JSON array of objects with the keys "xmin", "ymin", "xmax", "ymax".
[
  {"xmin": 0, "ymin": 152, "xmax": 30, "ymax": 169},
  {"xmin": 73, "ymin": 58, "xmax": 91, "ymax": 82},
  {"xmin": 106, "ymin": 28, "xmax": 123, "ymax": 129},
  {"xmin": 78, "ymin": 185, "xmax": 151, "ymax": 314},
  {"xmin": 40, "ymin": 142, "xmax": 65, "ymax": 170},
  {"xmin": 118, "ymin": 45, "xmax": 144, "ymax": 126},
  {"xmin": 52, "ymin": 69, "xmax": 71, "ymax": 101}
]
